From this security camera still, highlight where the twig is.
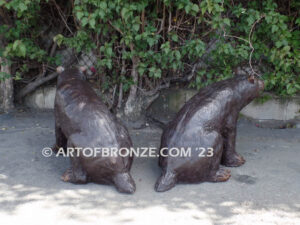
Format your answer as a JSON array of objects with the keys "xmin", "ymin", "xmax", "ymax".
[
  {"xmin": 71, "ymin": 0, "xmax": 80, "ymax": 30},
  {"xmin": 141, "ymin": 9, "xmax": 145, "ymax": 33},
  {"xmin": 248, "ymin": 15, "xmax": 265, "ymax": 77},
  {"xmin": 168, "ymin": 5, "xmax": 172, "ymax": 33},
  {"xmin": 108, "ymin": 20, "xmax": 124, "ymax": 35},
  {"xmin": 16, "ymin": 55, "xmax": 77, "ymax": 101},
  {"xmin": 223, "ymin": 15, "xmax": 265, "ymax": 77},
  {"xmin": 52, "ymin": 0, "xmax": 74, "ymax": 35},
  {"xmin": 117, "ymin": 83, "xmax": 123, "ymax": 109},
  {"xmin": 118, "ymin": 46, "xmax": 126, "ymax": 109},
  {"xmin": 137, "ymin": 82, "xmax": 170, "ymax": 96},
  {"xmin": 156, "ymin": 4, "xmax": 165, "ymax": 35},
  {"xmin": 108, "ymin": 84, "xmax": 117, "ymax": 110}
]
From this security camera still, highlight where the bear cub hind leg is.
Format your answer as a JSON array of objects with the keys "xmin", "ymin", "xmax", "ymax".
[
  {"xmin": 209, "ymin": 168, "xmax": 231, "ymax": 182},
  {"xmin": 61, "ymin": 140, "xmax": 87, "ymax": 184}
]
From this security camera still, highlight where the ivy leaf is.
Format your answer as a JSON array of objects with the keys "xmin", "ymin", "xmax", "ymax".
[
  {"xmin": 147, "ymin": 37, "xmax": 155, "ymax": 47},
  {"xmin": 201, "ymin": 5, "xmax": 207, "ymax": 15},
  {"xmin": 223, "ymin": 18, "xmax": 230, "ymax": 26},
  {"xmin": 282, "ymin": 46, "xmax": 290, "ymax": 52},
  {"xmin": 100, "ymin": 2, "xmax": 107, "ymax": 10},
  {"xmin": 121, "ymin": 7, "xmax": 129, "ymax": 20},
  {"xmin": 192, "ymin": 4, "xmax": 199, "ymax": 13},
  {"xmin": 19, "ymin": 43, "xmax": 26, "ymax": 57},
  {"xmin": 171, "ymin": 34, "xmax": 178, "ymax": 42},
  {"xmin": 184, "ymin": 4, "xmax": 191, "ymax": 14},
  {"xmin": 138, "ymin": 63, "xmax": 146, "ymax": 75},
  {"xmin": 132, "ymin": 23, "xmax": 140, "ymax": 32},
  {"xmin": 76, "ymin": 11, "xmax": 84, "ymax": 20},
  {"xmin": 13, "ymin": 40, "xmax": 20, "ymax": 51},
  {"xmin": 174, "ymin": 50, "xmax": 181, "ymax": 60},
  {"xmin": 81, "ymin": 17, "xmax": 89, "ymax": 26},
  {"xmin": 154, "ymin": 68, "xmax": 162, "ymax": 78},
  {"xmin": 275, "ymin": 41, "xmax": 282, "ymax": 48},
  {"xmin": 207, "ymin": 0, "xmax": 213, "ymax": 14},
  {"xmin": 19, "ymin": 3, "xmax": 27, "ymax": 12},
  {"xmin": 89, "ymin": 18, "xmax": 96, "ymax": 29},
  {"xmin": 53, "ymin": 34, "xmax": 64, "ymax": 46},
  {"xmin": 98, "ymin": 9, "xmax": 105, "ymax": 19},
  {"xmin": 135, "ymin": 34, "xmax": 142, "ymax": 41},
  {"xmin": 271, "ymin": 25, "xmax": 278, "ymax": 33}
]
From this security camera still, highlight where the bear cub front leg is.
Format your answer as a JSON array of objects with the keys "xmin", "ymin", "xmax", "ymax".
[{"xmin": 221, "ymin": 115, "xmax": 245, "ymax": 167}]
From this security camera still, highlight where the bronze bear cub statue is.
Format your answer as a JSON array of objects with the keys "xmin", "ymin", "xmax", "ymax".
[
  {"xmin": 54, "ymin": 66, "xmax": 136, "ymax": 194},
  {"xmin": 155, "ymin": 75, "xmax": 264, "ymax": 192}
]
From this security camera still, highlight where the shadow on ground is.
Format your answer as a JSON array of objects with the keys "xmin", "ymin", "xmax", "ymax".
[{"xmin": 0, "ymin": 110, "xmax": 299, "ymax": 224}]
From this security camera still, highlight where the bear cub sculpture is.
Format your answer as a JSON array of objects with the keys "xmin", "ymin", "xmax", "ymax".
[
  {"xmin": 155, "ymin": 75, "xmax": 264, "ymax": 192},
  {"xmin": 54, "ymin": 66, "xmax": 136, "ymax": 194}
]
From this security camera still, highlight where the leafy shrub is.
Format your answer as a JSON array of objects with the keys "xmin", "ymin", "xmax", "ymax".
[{"xmin": 0, "ymin": 0, "xmax": 299, "ymax": 97}]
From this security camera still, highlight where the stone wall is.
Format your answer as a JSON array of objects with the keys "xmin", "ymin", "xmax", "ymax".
[
  {"xmin": 25, "ymin": 86, "xmax": 56, "ymax": 109},
  {"xmin": 25, "ymin": 86, "xmax": 300, "ymax": 128},
  {"xmin": 147, "ymin": 88, "xmax": 300, "ymax": 128}
]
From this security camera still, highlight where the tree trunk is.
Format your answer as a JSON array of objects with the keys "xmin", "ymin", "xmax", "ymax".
[
  {"xmin": 123, "ymin": 44, "xmax": 166, "ymax": 120},
  {"xmin": 0, "ymin": 57, "xmax": 14, "ymax": 112},
  {"xmin": 124, "ymin": 44, "xmax": 140, "ymax": 119}
]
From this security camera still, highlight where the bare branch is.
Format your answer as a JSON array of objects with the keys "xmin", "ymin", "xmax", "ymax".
[
  {"xmin": 156, "ymin": 4, "xmax": 165, "ymax": 35},
  {"xmin": 138, "ymin": 82, "xmax": 170, "ymax": 97},
  {"xmin": 223, "ymin": 15, "xmax": 265, "ymax": 77},
  {"xmin": 108, "ymin": 20, "xmax": 124, "ymax": 35},
  {"xmin": 118, "ymin": 46, "xmax": 126, "ymax": 109},
  {"xmin": 52, "ymin": 0, "xmax": 74, "ymax": 35},
  {"xmin": 168, "ymin": 6, "xmax": 172, "ymax": 33},
  {"xmin": 141, "ymin": 9, "xmax": 145, "ymax": 33},
  {"xmin": 16, "ymin": 54, "xmax": 77, "ymax": 101}
]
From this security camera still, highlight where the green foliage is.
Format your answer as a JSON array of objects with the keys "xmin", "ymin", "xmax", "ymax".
[
  {"xmin": 254, "ymin": 94, "xmax": 272, "ymax": 104},
  {"xmin": 1, "ymin": 0, "xmax": 299, "ymax": 97},
  {"xmin": 0, "ymin": 0, "xmax": 59, "ymax": 81},
  {"xmin": 54, "ymin": 0, "xmax": 209, "ymax": 90},
  {"xmin": 191, "ymin": 0, "xmax": 299, "ymax": 96}
]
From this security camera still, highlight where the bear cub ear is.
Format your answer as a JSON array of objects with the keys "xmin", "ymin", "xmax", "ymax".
[
  {"xmin": 79, "ymin": 66, "xmax": 87, "ymax": 73},
  {"xmin": 248, "ymin": 75, "xmax": 255, "ymax": 84},
  {"xmin": 56, "ymin": 66, "xmax": 65, "ymax": 74}
]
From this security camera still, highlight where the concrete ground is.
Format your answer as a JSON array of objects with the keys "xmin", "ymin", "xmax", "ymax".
[{"xmin": 0, "ymin": 110, "xmax": 299, "ymax": 225}]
